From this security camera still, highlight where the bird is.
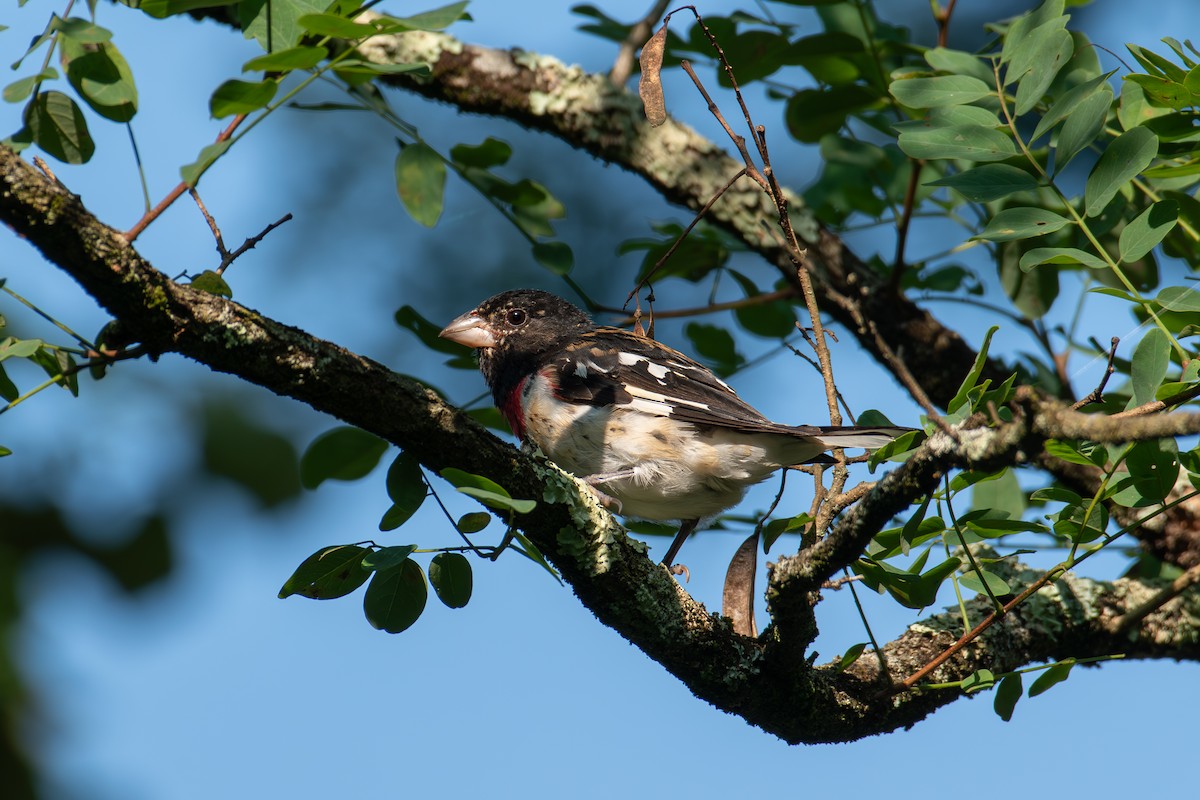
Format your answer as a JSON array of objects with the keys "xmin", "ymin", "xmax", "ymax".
[{"xmin": 439, "ymin": 288, "xmax": 911, "ymax": 571}]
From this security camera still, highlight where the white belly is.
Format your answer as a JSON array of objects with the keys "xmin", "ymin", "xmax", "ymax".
[{"xmin": 522, "ymin": 381, "xmax": 813, "ymax": 521}]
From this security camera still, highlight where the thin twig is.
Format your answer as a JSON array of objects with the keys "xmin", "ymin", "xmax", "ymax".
[
  {"xmin": 190, "ymin": 188, "xmax": 228, "ymax": 257},
  {"xmin": 889, "ymin": 159, "xmax": 924, "ymax": 291},
  {"xmin": 218, "ymin": 213, "xmax": 294, "ymax": 275},
  {"xmin": 934, "ymin": 0, "xmax": 959, "ymax": 48},
  {"xmin": 626, "ymin": 167, "xmax": 749, "ymax": 304},
  {"xmin": 1113, "ymin": 561, "xmax": 1200, "ymax": 635},
  {"xmin": 1071, "ymin": 336, "xmax": 1119, "ymax": 410},
  {"xmin": 611, "ymin": 287, "xmax": 797, "ymax": 325}
]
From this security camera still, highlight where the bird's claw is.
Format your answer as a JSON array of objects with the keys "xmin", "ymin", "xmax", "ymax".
[
  {"xmin": 668, "ymin": 563, "xmax": 690, "ymax": 582},
  {"xmin": 583, "ymin": 483, "xmax": 623, "ymax": 514}
]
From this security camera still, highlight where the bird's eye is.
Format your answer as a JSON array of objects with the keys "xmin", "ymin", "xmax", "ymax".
[{"xmin": 506, "ymin": 308, "xmax": 528, "ymax": 326}]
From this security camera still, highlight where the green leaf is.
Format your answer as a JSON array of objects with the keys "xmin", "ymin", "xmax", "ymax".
[
  {"xmin": 971, "ymin": 467, "xmax": 1025, "ymax": 517},
  {"xmin": 926, "ymin": 164, "xmax": 1038, "ymax": 202},
  {"xmin": 763, "ymin": 513, "xmax": 812, "ymax": 553},
  {"xmin": 836, "ymin": 643, "xmax": 868, "ymax": 672},
  {"xmin": 239, "ymin": 0, "xmax": 325, "ymax": 51},
  {"xmin": 684, "ymin": 323, "xmax": 744, "ymax": 377},
  {"xmin": 1044, "ymin": 439, "xmax": 1104, "ymax": 467},
  {"xmin": 854, "ymin": 554, "xmax": 960, "ymax": 610},
  {"xmin": 1054, "ymin": 86, "xmax": 1113, "ymax": 172},
  {"xmin": 959, "ymin": 568, "xmax": 1012, "ymax": 596},
  {"xmin": 975, "ymin": 207, "xmax": 1072, "ymax": 242},
  {"xmin": 785, "ymin": 84, "xmax": 878, "ymax": 142},
  {"xmin": 363, "ymin": 559, "xmax": 427, "ymax": 633},
  {"xmin": 450, "ymin": 137, "xmax": 512, "ymax": 168},
  {"xmin": 1029, "ymin": 485, "xmax": 1084, "ymax": 505},
  {"xmin": 3, "ymin": 69, "xmax": 57, "ymax": 104},
  {"xmin": 1130, "ymin": 327, "xmax": 1170, "ymax": 407},
  {"xmin": 1111, "ymin": 439, "xmax": 1179, "ymax": 507},
  {"xmin": 300, "ymin": 427, "xmax": 388, "ymax": 489},
  {"xmin": 362, "ymin": 544, "xmax": 417, "ymax": 572},
  {"xmin": 1018, "ymin": 247, "xmax": 1108, "ymax": 272},
  {"xmin": 54, "ymin": 18, "xmax": 114, "ymax": 43},
  {"xmin": 130, "ymin": 0, "xmax": 238, "ymax": 19},
  {"xmin": 1030, "ymin": 71, "xmax": 1116, "ymax": 144},
  {"xmin": 278, "ymin": 544, "xmax": 372, "ymax": 599},
  {"xmin": 243, "ymin": 45, "xmax": 328, "ymax": 72},
  {"xmin": 297, "ymin": 13, "xmax": 377, "ymax": 39},
  {"xmin": 961, "ymin": 669, "xmax": 996, "ymax": 693},
  {"xmin": 1120, "ymin": 201, "xmax": 1179, "ymax": 262},
  {"xmin": 728, "ymin": 271, "xmax": 796, "ymax": 338},
  {"xmin": 380, "ymin": 1, "xmax": 471, "ymax": 32},
  {"xmin": 60, "ymin": 38, "xmax": 137, "ymax": 122},
  {"xmin": 1013, "ymin": 26, "xmax": 1074, "ymax": 116},
  {"xmin": 890, "ymin": 75, "xmax": 993, "ymax": 108},
  {"xmin": 1053, "ymin": 502, "xmax": 1108, "ymax": 543},
  {"xmin": 456, "ymin": 512, "xmax": 491, "ymax": 533},
  {"xmin": 1000, "ymin": 0, "xmax": 1066, "ymax": 69},
  {"xmin": 897, "ymin": 125, "xmax": 1016, "ymax": 162},
  {"xmin": 190, "ymin": 269, "xmax": 232, "ymax": 298},
  {"xmin": 1028, "ymin": 660, "xmax": 1074, "ymax": 697},
  {"xmin": 394, "ymin": 305, "xmax": 473, "ymax": 360},
  {"xmin": 1084, "ymin": 126, "xmax": 1159, "ymax": 217},
  {"xmin": 1125, "ymin": 74, "xmax": 1194, "ymax": 109},
  {"xmin": 532, "ymin": 241, "xmax": 573, "ymax": 275},
  {"xmin": 0, "ymin": 362, "xmax": 18, "ymax": 402},
  {"xmin": 441, "ymin": 467, "xmax": 537, "ymax": 514},
  {"xmin": 429, "ymin": 552, "xmax": 472, "ymax": 608},
  {"xmin": 949, "ymin": 326, "xmax": 998, "ymax": 413},
  {"xmin": 395, "ymin": 142, "xmax": 446, "ymax": 227},
  {"xmin": 25, "ymin": 91, "xmax": 93, "ymax": 164},
  {"xmin": 994, "ymin": 673, "xmax": 1023, "ymax": 721},
  {"xmin": 380, "ymin": 451, "xmax": 426, "ymax": 531},
  {"xmin": 180, "ymin": 140, "xmax": 231, "ymax": 186},
  {"xmin": 0, "ymin": 337, "xmax": 44, "ymax": 361},
  {"xmin": 209, "ymin": 78, "xmax": 277, "ymax": 118},
  {"xmin": 457, "ymin": 487, "xmax": 537, "ymax": 515},
  {"xmin": 1156, "ymin": 285, "xmax": 1200, "ymax": 312},
  {"xmin": 924, "ymin": 48, "xmax": 995, "ymax": 84}
]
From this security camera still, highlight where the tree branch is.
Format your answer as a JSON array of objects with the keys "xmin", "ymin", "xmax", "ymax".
[{"xmin": 5, "ymin": 138, "xmax": 1200, "ymax": 741}]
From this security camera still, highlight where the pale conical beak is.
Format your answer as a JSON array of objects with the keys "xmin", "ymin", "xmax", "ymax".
[{"xmin": 439, "ymin": 312, "xmax": 498, "ymax": 349}]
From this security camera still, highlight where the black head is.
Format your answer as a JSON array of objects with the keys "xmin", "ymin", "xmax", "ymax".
[
  {"xmin": 440, "ymin": 289, "xmax": 593, "ymax": 356},
  {"xmin": 439, "ymin": 289, "xmax": 595, "ymax": 392}
]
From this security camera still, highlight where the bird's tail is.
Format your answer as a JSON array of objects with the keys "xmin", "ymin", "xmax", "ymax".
[{"xmin": 811, "ymin": 425, "xmax": 914, "ymax": 450}]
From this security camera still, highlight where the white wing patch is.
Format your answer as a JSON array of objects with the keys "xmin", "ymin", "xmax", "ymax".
[
  {"xmin": 617, "ymin": 351, "xmax": 671, "ymax": 383},
  {"xmin": 625, "ymin": 384, "xmax": 711, "ymax": 414}
]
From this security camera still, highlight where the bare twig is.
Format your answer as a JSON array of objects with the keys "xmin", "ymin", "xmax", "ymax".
[
  {"xmin": 1072, "ymin": 336, "xmax": 1119, "ymax": 410},
  {"xmin": 612, "ymin": 288, "xmax": 798, "ymax": 325},
  {"xmin": 218, "ymin": 213, "xmax": 293, "ymax": 275},
  {"xmin": 1114, "ymin": 561, "xmax": 1200, "ymax": 635},
  {"xmin": 889, "ymin": 159, "xmax": 924, "ymax": 291},
  {"xmin": 626, "ymin": 167, "xmax": 749, "ymax": 304},
  {"xmin": 933, "ymin": 0, "xmax": 959, "ymax": 48}
]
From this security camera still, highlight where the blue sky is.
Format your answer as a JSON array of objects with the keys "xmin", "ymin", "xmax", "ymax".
[{"xmin": 3, "ymin": 1, "xmax": 1198, "ymax": 797}]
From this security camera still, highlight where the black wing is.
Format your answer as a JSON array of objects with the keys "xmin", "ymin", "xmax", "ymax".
[{"xmin": 543, "ymin": 327, "xmax": 830, "ymax": 437}]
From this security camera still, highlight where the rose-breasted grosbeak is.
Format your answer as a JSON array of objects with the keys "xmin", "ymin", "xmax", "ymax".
[{"xmin": 440, "ymin": 289, "xmax": 910, "ymax": 569}]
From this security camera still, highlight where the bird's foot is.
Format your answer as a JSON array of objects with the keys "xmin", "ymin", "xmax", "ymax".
[
  {"xmin": 667, "ymin": 563, "xmax": 690, "ymax": 583},
  {"xmin": 581, "ymin": 469, "xmax": 636, "ymax": 514}
]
